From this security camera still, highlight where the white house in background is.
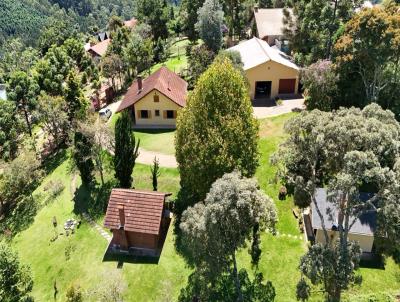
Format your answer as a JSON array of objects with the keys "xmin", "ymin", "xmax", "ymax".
[
  {"xmin": 303, "ymin": 188, "xmax": 378, "ymax": 255},
  {"xmin": 228, "ymin": 37, "xmax": 300, "ymax": 100},
  {"xmin": 0, "ymin": 84, "xmax": 6, "ymax": 100},
  {"xmin": 252, "ymin": 7, "xmax": 293, "ymax": 51}
]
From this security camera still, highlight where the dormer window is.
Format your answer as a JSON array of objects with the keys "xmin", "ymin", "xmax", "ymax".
[{"xmin": 154, "ymin": 94, "xmax": 159, "ymax": 102}]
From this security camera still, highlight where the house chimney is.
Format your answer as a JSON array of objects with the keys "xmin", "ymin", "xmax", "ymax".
[
  {"xmin": 137, "ymin": 76, "xmax": 143, "ymax": 93},
  {"xmin": 118, "ymin": 205, "xmax": 125, "ymax": 228}
]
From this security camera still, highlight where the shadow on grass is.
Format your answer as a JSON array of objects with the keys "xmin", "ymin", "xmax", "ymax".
[
  {"xmin": 103, "ymin": 253, "xmax": 160, "ymax": 265},
  {"xmin": 73, "ymin": 179, "xmax": 118, "ymax": 219},
  {"xmin": 134, "ymin": 129, "xmax": 175, "ymax": 135},
  {"xmin": 42, "ymin": 148, "xmax": 68, "ymax": 175},
  {"xmin": 359, "ymin": 254, "xmax": 385, "ymax": 270},
  {"xmin": 0, "ymin": 196, "xmax": 39, "ymax": 238}
]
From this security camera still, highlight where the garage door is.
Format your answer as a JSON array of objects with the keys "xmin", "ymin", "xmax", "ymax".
[{"xmin": 279, "ymin": 79, "xmax": 296, "ymax": 94}]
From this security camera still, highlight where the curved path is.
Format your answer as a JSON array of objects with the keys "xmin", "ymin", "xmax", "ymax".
[
  {"xmin": 106, "ymin": 99, "xmax": 305, "ymax": 168},
  {"xmin": 137, "ymin": 148, "xmax": 178, "ymax": 168}
]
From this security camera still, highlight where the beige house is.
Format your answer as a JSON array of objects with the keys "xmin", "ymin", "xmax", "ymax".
[
  {"xmin": 304, "ymin": 188, "xmax": 377, "ymax": 255},
  {"xmin": 252, "ymin": 7, "xmax": 292, "ymax": 49},
  {"xmin": 228, "ymin": 37, "xmax": 300, "ymax": 100},
  {"xmin": 117, "ymin": 67, "xmax": 187, "ymax": 128}
]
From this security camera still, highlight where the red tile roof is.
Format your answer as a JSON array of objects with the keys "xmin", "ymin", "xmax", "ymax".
[
  {"xmin": 88, "ymin": 38, "xmax": 110, "ymax": 57},
  {"xmin": 104, "ymin": 189, "xmax": 171, "ymax": 235},
  {"xmin": 124, "ymin": 18, "xmax": 138, "ymax": 28},
  {"xmin": 117, "ymin": 67, "xmax": 188, "ymax": 112}
]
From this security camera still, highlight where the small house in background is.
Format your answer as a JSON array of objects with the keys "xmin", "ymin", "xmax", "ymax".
[
  {"xmin": 303, "ymin": 188, "xmax": 378, "ymax": 256},
  {"xmin": 87, "ymin": 38, "xmax": 110, "ymax": 61},
  {"xmin": 117, "ymin": 66, "xmax": 188, "ymax": 128},
  {"xmin": 97, "ymin": 32, "xmax": 109, "ymax": 42},
  {"xmin": 251, "ymin": 7, "xmax": 292, "ymax": 51},
  {"xmin": 0, "ymin": 84, "xmax": 7, "ymax": 100},
  {"xmin": 228, "ymin": 37, "xmax": 299, "ymax": 101},
  {"xmin": 104, "ymin": 189, "xmax": 172, "ymax": 257}
]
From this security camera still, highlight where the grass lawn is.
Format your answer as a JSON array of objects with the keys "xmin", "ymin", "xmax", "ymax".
[
  {"xmin": 109, "ymin": 113, "xmax": 176, "ymax": 155},
  {"xmin": 10, "ymin": 113, "xmax": 400, "ymax": 302},
  {"xmin": 151, "ymin": 38, "xmax": 190, "ymax": 74},
  {"xmin": 12, "ymin": 157, "xmax": 190, "ymax": 301},
  {"xmin": 134, "ymin": 129, "xmax": 176, "ymax": 155}
]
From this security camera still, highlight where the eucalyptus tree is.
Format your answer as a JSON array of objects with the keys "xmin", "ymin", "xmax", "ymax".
[
  {"xmin": 0, "ymin": 98, "xmax": 21, "ymax": 160},
  {"xmin": 179, "ymin": 171, "xmax": 277, "ymax": 301},
  {"xmin": 195, "ymin": 0, "xmax": 224, "ymax": 52},
  {"xmin": 273, "ymin": 104, "xmax": 400, "ymax": 301},
  {"xmin": 7, "ymin": 71, "xmax": 38, "ymax": 137}
]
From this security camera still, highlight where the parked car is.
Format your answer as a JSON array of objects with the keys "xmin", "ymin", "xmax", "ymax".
[{"xmin": 99, "ymin": 108, "xmax": 112, "ymax": 120}]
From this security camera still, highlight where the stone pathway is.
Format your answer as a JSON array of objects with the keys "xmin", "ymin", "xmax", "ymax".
[
  {"xmin": 70, "ymin": 173, "xmax": 111, "ymax": 242},
  {"xmin": 82, "ymin": 212, "xmax": 112, "ymax": 242}
]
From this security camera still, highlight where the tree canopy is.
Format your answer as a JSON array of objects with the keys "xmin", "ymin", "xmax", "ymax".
[
  {"xmin": 274, "ymin": 104, "xmax": 400, "ymax": 300},
  {"xmin": 114, "ymin": 111, "xmax": 140, "ymax": 188},
  {"xmin": 333, "ymin": 4, "xmax": 400, "ymax": 117},
  {"xmin": 0, "ymin": 242, "xmax": 33, "ymax": 302},
  {"xmin": 179, "ymin": 171, "xmax": 277, "ymax": 301},
  {"xmin": 175, "ymin": 57, "xmax": 259, "ymax": 209},
  {"xmin": 195, "ymin": 0, "xmax": 224, "ymax": 52}
]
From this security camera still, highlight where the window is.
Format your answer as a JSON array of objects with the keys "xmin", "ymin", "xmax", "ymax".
[
  {"xmin": 140, "ymin": 110, "xmax": 149, "ymax": 119},
  {"xmin": 155, "ymin": 110, "xmax": 160, "ymax": 117},
  {"xmin": 166, "ymin": 110, "xmax": 174, "ymax": 119},
  {"xmin": 153, "ymin": 94, "xmax": 159, "ymax": 102}
]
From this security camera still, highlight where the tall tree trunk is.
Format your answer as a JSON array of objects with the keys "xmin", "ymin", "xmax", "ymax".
[
  {"xmin": 232, "ymin": 252, "xmax": 243, "ymax": 302},
  {"xmin": 23, "ymin": 106, "xmax": 32, "ymax": 137},
  {"xmin": 326, "ymin": 0, "xmax": 338, "ymax": 59}
]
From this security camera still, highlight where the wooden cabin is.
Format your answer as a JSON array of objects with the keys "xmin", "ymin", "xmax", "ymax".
[{"xmin": 104, "ymin": 189, "xmax": 171, "ymax": 257}]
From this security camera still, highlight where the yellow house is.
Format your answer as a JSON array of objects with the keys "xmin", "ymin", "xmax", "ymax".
[
  {"xmin": 304, "ymin": 188, "xmax": 377, "ymax": 256},
  {"xmin": 228, "ymin": 37, "xmax": 300, "ymax": 100},
  {"xmin": 117, "ymin": 67, "xmax": 188, "ymax": 128}
]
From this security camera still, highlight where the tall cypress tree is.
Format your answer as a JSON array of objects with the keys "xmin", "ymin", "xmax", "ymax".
[
  {"xmin": 114, "ymin": 111, "xmax": 140, "ymax": 188},
  {"xmin": 73, "ymin": 131, "xmax": 94, "ymax": 185}
]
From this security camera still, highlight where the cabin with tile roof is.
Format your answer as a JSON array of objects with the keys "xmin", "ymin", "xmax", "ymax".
[
  {"xmin": 117, "ymin": 67, "xmax": 188, "ymax": 128},
  {"xmin": 104, "ymin": 189, "xmax": 172, "ymax": 257}
]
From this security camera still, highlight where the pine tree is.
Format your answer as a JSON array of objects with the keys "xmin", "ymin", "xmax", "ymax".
[
  {"xmin": 114, "ymin": 111, "xmax": 140, "ymax": 188},
  {"xmin": 65, "ymin": 70, "xmax": 86, "ymax": 123}
]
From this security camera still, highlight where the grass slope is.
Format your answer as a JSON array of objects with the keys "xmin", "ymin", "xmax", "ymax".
[{"xmin": 10, "ymin": 113, "xmax": 400, "ymax": 302}]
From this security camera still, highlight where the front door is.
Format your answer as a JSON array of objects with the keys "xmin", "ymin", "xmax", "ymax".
[{"xmin": 255, "ymin": 81, "xmax": 272, "ymax": 99}]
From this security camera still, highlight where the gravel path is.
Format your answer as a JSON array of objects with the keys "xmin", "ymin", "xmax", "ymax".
[
  {"xmin": 137, "ymin": 148, "xmax": 178, "ymax": 168},
  {"xmin": 103, "ymin": 99, "xmax": 305, "ymax": 168},
  {"xmin": 253, "ymin": 98, "xmax": 305, "ymax": 119}
]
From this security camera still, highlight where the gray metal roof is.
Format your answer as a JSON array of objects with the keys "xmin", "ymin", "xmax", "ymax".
[{"xmin": 311, "ymin": 188, "xmax": 377, "ymax": 236}]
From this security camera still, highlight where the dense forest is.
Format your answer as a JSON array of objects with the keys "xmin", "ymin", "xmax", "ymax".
[{"xmin": 0, "ymin": 0, "xmax": 137, "ymax": 47}]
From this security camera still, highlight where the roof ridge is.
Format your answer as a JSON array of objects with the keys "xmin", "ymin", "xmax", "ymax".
[
  {"xmin": 254, "ymin": 37, "xmax": 271, "ymax": 62},
  {"xmin": 112, "ymin": 188, "xmax": 171, "ymax": 195}
]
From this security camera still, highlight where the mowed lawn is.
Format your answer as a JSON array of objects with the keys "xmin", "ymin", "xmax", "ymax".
[
  {"xmin": 108, "ymin": 112, "xmax": 176, "ymax": 155},
  {"xmin": 151, "ymin": 38, "xmax": 190, "ymax": 74},
  {"xmin": 134, "ymin": 129, "xmax": 176, "ymax": 155},
  {"xmin": 10, "ymin": 113, "xmax": 400, "ymax": 302},
  {"xmin": 12, "ymin": 159, "xmax": 190, "ymax": 301}
]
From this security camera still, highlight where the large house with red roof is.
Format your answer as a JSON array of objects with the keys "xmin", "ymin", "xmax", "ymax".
[
  {"xmin": 104, "ymin": 189, "xmax": 172, "ymax": 257},
  {"xmin": 117, "ymin": 66, "xmax": 188, "ymax": 128}
]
